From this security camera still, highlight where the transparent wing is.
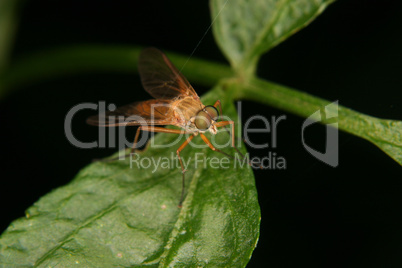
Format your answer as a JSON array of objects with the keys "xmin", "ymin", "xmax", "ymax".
[
  {"xmin": 138, "ymin": 47, "xmax": 200, "ymax": 100},
  {"xmin": 86, "ymin": 99, "xmax": 177, "ymax": 127}
]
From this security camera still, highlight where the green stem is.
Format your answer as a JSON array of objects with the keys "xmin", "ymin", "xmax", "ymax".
[
  {"xmin": 237, "ymin": 77, "xmax": 368, "ymax": 137},
  {"xmin": 0, "ymin": 45, "xmax": 233, "ymax": 99},
  {"xmin": 235, "ymin": 77, "xmax": 402, "ymax": 165},
  {"xmin": 0, "ymin": 0, "xmax": 20, "ymax": 73},
  {"xmin": 1, "ymin": 45, "xmax": 400, "ymax": 164}
]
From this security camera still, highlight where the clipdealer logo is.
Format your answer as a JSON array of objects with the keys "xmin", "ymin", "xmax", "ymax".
[
  {"xmin": 64, "ymin": 101, "xmax": 339, "ymax": 169},
  {"xmin": 302, "ymin": 101, "xmax": 339, "ymax": 167}
]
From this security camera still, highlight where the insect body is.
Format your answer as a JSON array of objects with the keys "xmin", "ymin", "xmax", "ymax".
[{"xmin": 87, "ymin": 48, "xmax": 238, "ymax": 206}]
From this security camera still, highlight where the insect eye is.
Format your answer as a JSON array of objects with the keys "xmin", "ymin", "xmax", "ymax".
[
  {"xmin": 195, "ymin": 110, "xmax": 211, "ymax": 131},
  {"xmin": 204, "ymin": 106, "xmax": 219, "ymax": 121}
]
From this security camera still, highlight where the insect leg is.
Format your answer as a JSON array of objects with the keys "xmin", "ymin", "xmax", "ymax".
[
  {"xmin": 214, "ymin": 120, "xmax": 235, "ymax": 147},
  {"xmin": 95, "ymin": 126, "xmax": 186, "ymax": 162},
  {"xmin": 132, "ymin": 126, "xmax": 193, "ymax": 207},
  {"xmin": 214, "ymin": 120, "xmax": 246, "ymax": 160},
  {"xmin": 131, "ymin": 126, "xmax": 187, "ymax": 154},
  {"xmin": 199, "ymin": 133, "xmax": 236, "ymax": 160},
  {"xmin": 212, "ymin": 101, "xmax": 245, "ymax": 156},
  {"xmin": 176, "ymin": 135, "xmax": 195, "ymax": 207},
  {"xmin": 213, "ymin": 100, "xmax": 223, "ymax": 119},
  {"xmin": 205, "ymin": 123, "xmax": 257, "ymax": 168}
]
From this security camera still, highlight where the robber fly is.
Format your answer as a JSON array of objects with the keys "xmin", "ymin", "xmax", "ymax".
[{"xmin": 87, "ymin": 48, "xmax": 240, "ymax": 206}]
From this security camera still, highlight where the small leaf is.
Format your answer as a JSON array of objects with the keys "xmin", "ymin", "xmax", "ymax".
[
  {"xmin": 211, "ymin": 0, "xmax": 334, "ymax": 76},
  {"xmin": 0, "ymin": 86, "xmax": 260, "ymax": 267}
]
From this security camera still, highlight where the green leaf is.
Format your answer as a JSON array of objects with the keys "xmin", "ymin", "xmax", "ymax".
[
  {"xmin": 0, "ymin": 86, "xmax": 260, "ymax": 267},
  {"xmin": 236, "ymin": 77, "xmax": 402, "ymax": 166},
  {"xmin": 210, "ymin": 0, "xmax": 335, "ymax": 77}
]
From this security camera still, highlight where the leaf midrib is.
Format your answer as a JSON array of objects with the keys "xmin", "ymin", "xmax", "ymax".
[{"xmin": 158, "ymin": 144, "xmax": 243, "ymax": 266}]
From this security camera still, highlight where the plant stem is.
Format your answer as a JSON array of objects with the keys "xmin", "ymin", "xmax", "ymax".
[
  {"xmin": 235, "ymin": 77, "xmax": 402, "ymax": 165},
  {"xmin": 0, "ymin": 0, "xmax": 20, "ymax": 73},
  {"xmin": 1, "ymin": 45, "xmax": 400, "ymax": 164},
  {"xmin": 0, "ymin": 45, "xmax": 233, "ymax": 99},
  {"xmin": 237, "ymin": 77, "xmax": 369, "ymax": 136}
]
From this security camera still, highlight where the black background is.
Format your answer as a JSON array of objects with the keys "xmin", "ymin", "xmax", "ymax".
[{"xmin": 1, "ymin": 0, "xmax": 401, "ymax": 267}]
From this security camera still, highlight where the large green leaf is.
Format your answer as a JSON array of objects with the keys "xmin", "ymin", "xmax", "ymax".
[
  {"xmin": 210, "ymin": 0, "xmax": 334, "ymax": 76},
  {"xmin": 0, "ymin": 86, "xmax": 260, "ymax": 267}
]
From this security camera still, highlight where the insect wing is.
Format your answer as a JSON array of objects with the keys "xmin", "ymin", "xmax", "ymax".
[
  {"xmin": 86, "ymin": 99, "xmax": 177, "ymax": 127},
  {"xmin": 138, "ymin": 47, "xmax": 200, "ymax": 100}
]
